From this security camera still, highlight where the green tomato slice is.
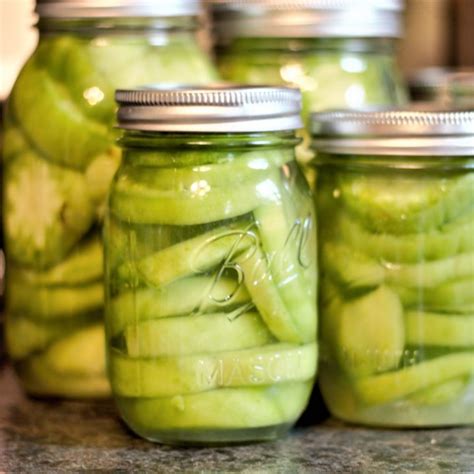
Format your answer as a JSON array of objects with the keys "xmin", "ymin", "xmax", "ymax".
[
  {"xmin": 116, "ymin": 224, "xmax": 256, "ymax": 288},
  {"xmin": 109, "ymin": 275, "xmax": 250, "ymax": 336},
  {"xmin": 4, "ymin": 150, "xmax": 94, "ymax": 268},
  {"xmin": 118, "ymin": 381, "xmax": 312, "ymax": 431},
  {"xmin": 11, "ymin": 58, "xmax": 110, "ymax": 170},
  {"xmin": 110, "ymin": 342, "xmax": 317, "ymax": 397},
  {"xmin": 404, "ymin": 311, "xmax": 474, "ymax": 347},
  {"xmin": 354, "ymin": 352, "xmax": 474, "ymax": 405},
  {"xmin": 124, "ymin": 311, "xmax": 275, "ymax": 358}
]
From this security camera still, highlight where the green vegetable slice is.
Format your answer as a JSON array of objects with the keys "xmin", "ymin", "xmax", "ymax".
[
  {"xmin": 8, "ymin": 279, "xmax": 103, "ymax": 321},
  {"xmin": 409, "ymin": 376, "xmax": 469, "ymax": 405},
  {"xmin": 124, "ymin": 311, "xmax": 274, "ymax": 358},
  {"xmin": 39, "ymin": 324, "xmax": 106, "ymax": 376},
  {"xmin": 394, "ymin": 278, "xmax": 474, "ymax": 312},
  {"xmin": 110, "ymin": 172, "xmax": 277, "ymax": 225},
  {"xmin": 121, "ymin": 149, "xmax": 292, "ymax": 190},
  {"xmin": 118, "ymin": 381, "xmax": 312, "ymax": 430},
  {"xmin": 254, "ymin": 202, "xmax": 317, "ymax": 339},
  {"xmin": 5, "ymin": 313, "xmax": 98, "ymax": 360},
  {"xmin": 237, "ymin": 246, "xmax": 304, "ymax": 343},
  {"xmin": 13, "ymin": 235, "xmax": 103, "ymax": 286},
  {"xmin": 20, "ymin": 358, "xmax": 110, "ymax": 399},
  {"xmin": 332, "ymin": 209, "xmax": 474, "ymax": 263},
  {"xmin": 321, "ymin": 285, "xmax": 404, "ymax": 377},
  {"xmin": 11, "ymin": 59, "xmax": 110, "ymax": 170},
  {"xmin": 354, "ymin": 352, "xmax": 474, "ymax": 405},
  {"xmin": 322, "ymin": 242, "xmax": 385, "ymax": 292},
  {"xmin": 4, "ymin": 150, "xmax": 94, "ymax": 268},
  {"xmin": 110, "ymin": 342, "xmax": 317, "ymax": 397},
  {"xmin": 404, "ymin": 311, "xmax": 474, "ymax": 347},
  {"xmin": 37, "ymin": 36, "xmax": 115, "ymax": 123},
  {"xmin": 338, "ymin": 172, "xmax": 474, "ymax": 234},
  {"xmin": 108, "ymin": 275, "xmax": 250, "ymax": 336},
  {"xmin": 116, "ymin": 224, "xmax": 256, "ymax": 288},
  {"xmin": 323, "ymin": 241, "xmax": 474, "ymax": 291},
  {"xmin": 386, "ymin": 252, "xmax": 474, "ymax": 289}
]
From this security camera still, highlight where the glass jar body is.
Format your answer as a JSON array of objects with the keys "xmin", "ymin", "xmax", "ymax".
[
  {"xmin": 316, "ymin": 155, "xmax": 474, "ymax": 427},
  {"xmin": 105, "ymin": 132, "xmax": 318, "ymax": 444},
  {"xmin": 217, "ymin": 38, "xmax": 407, "ymax": 117},
  {"xmin": 3, "ymin": 18, "xmax": 217, "ymax": 398}
]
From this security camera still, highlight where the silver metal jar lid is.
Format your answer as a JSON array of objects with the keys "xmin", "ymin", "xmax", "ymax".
[
  {"xmin": 209, "ymin": 0, "xmax": 404, "ymax": 40},
  {"xmin": 116, "ymin": 85, "xmax": 303, "ymax": 133},
  {"xmin": 36, "ymin": 0, "xmax": 201, "ymax": 19},
  {"xmin": 311, "ymin": 107, "xmax": 474, "ymax": 156}
]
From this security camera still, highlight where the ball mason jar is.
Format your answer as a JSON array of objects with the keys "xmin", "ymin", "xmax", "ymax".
[
  {"xmin": 106, "ymin": 86, "xmax": 318, "ymax": 444},
  {"xmin": 209, "ymin": 0, "xmax": 408, "ymax": 168},
  {"xmin": 311, "ymin": 108, "xmax": 474, "ymax": 427},
  {"xmin": 3, "ymin": 0, "xmax": 217, "ymax": 398}
]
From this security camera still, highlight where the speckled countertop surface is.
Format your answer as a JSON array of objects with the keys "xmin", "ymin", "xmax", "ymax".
[{"xmin": 1, "ymin": 363, "xmax": 473, "ymax": 473}]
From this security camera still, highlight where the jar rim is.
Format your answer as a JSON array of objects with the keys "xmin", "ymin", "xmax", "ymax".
[
  {"xmin": 311, "ymin": 107, "xmax": 474, "ymax": 156},
  {"xmin": 116, "ymin": 85, "xmax": 303, "ymax": 133},
  {"xmin": 36, "ymin": 0, "xmax": 201, "ymax": 19},
  {"xmin": 209, "ymin": 0, "xmax": 404, "ymax": 40}
]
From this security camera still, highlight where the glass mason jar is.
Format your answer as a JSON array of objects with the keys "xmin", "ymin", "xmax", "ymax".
[
  {"xmin": 106, "ymin": 86, "xmax": 318, "ymax": 444},
  {"xmin": 209, "ymin": 0, "xmax": 407, "ymax": 166},
  {"xmin": 3, "ymin": 0, "xmax": 217, "ymax": 398},
  {"xmin": 311, "ymin": 108, "xmax": 474, "ymax": 427},
  {"xmin": 446, "ymin": 72, "xmax": 474, "ymax": 107}
]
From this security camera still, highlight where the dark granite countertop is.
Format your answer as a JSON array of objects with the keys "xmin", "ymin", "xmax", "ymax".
[{"xmin": 1, "ymin": 363, "xmax": 473, "ymax": 473}]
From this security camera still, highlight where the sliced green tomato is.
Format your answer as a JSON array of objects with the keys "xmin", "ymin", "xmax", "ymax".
[
  {"xmin": 333, "ymin": 209, "xmax": 474, "ymax": 263},
  {"xmin": 237, "ymin": 247, "xmax": 304, "ymax": 343},
  {"xmin": 116, "ymin": 224, "xmax": 256, "ymax": 288},
  {"xmin": 11, "ymin": 59, "xmax": 110, "ymax": 170},
  {"xmin": 109, "ymin": 275, "xmax": 250, "ymax": 336},
  {"xmin": 394, "ymin": 278, "xmax": 474, "ymax": 312},
  {"xmin": 254, "ymin": 203, "xmax": 317, "ymax": 339},
  {"xmin": 322, "ymin": 285, "xmax": 405, "ymax": 377},
  {"xmin": 38, "ymin": 36, "xmax": 115, "ymax": 123},
  {"xmin": 14, "ymin": 235, "xmax": 103, "ymax": 286},
  {"xmin": 8, "ymin": 278, "xmax": 103, "ymax": 321},
  {"xmin": 110, "ymin": 342, "xmax": 317, "ymax": 397},
  {"xmin": 125, "ymin": 311, "xmax": 274, "ymax": 358},
  {"xmin": 4, "ymin": 151, "xmax": 95, "ymax": 268},
  {"xmin": 404, "ymin": 311, "xmax": 474, "ymax": 347},
  {"xmin": 118, "ymin": 381, "xmax": 312, "ymax": 430},
  {"xmin": 121, "ymin": 149, "xmax": 292, "ymax": 190},
  {"xmin": 386, "ymin": 252, "xmax": 474, "ymax": 289},
  {"xmin": 354, "ymin": 352, "xmax": 474, "ymax": 405},
  {"xmin": 110, "ymin": 171, "xmax": 278, "ymax": 225},
  {"xmin": 338, "ymin": 172, "xmax": 474, "ymax": 234},
  {"xmin": 5, "ymin": 312, "xmax": 98, "ymax": 360},
  {"xmin": 85, "ymin": 146, "xmax": 122, "ymax": 212},
  {"xmin": 409, "ymin": 376, "xmax": 469, "ymax": 406},
  {"xmin": 278, "ymin": 163, "xmax": 317, "ymax": 291},
  {"xmin": 20, "ymin": 358, "xmax": 110, "ymax": 399},
  {"xmin": 2, "ymin": 122, "xmax": 28, "ymax": 164},
  {"xmin": 322, "ymin": 242, "xmax": 385, "ymax": 293},
  {"xmin": 88, "ymin": 37, "xmax": 217, "ymax": 90},
  {"xmin": 39, "ymin": 324, "xmax": 106, "ymax": 376},
  {"xmin": 323, "ymin": 241, "xmax": 474, "ymax": 291}
]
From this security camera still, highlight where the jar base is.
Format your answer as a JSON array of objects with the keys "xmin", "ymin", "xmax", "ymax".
[
  {"xmin": 123, "ymin": 423, "xmax": 294, "ymax": 446},
  {"xmin": 320, "ymin": 369, "xmax": 474, "ymax": 428}
]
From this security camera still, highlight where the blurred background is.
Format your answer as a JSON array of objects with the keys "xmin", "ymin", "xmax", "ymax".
[{"xmin": 1, "ymin": 0, "xmax": 474, "ymax": 102}]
